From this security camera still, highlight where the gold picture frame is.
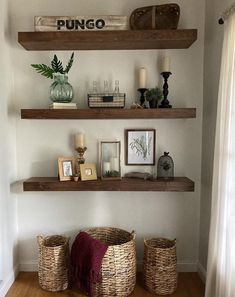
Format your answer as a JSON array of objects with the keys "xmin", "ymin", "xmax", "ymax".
[
  {"xmin": 58, "ymin": 157, "xmax": 75, "ymax": 181},
  {"xmin": 80, "ymin": 163, "xmax": 97, "ymax": 181}
]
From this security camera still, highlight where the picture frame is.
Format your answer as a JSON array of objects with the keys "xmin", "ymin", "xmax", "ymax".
[
  {"xmin": 80, "ymin": 163, "xmax": 97, "ymax": 181},
  {"xmin": 100, "ymin": 141, "xmax": 121, "ymax": 180},
  {"xmin": 58, "ymin": 157, "xmax": 76, "ymax": 181},
  {"xmin": 125, "ymin": 129, "xmax": 156, "ymax": 165}
]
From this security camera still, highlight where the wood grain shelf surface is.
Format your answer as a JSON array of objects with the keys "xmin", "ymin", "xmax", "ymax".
[
  {"xmin": 18, "ymin": 29, "xmax": 197, "ymax": 51},
  {"xmin": 21, "ymin": 108, "xmax": 196, "ymax": 119},
  {"xmin": 23, "ymin": 177, "xmax": 195, "ymax": 192}
]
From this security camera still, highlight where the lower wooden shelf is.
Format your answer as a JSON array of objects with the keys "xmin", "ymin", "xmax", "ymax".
[{"xmin": 23, "ymin": 177, "xmax": 194, "ymax": 192}]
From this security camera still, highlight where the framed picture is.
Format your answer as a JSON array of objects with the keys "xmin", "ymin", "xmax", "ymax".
[
  {"xmin": 80, "ymin": 163, "xmax": 97, "ymax": 181},
  {"xmin": 58, "ymin": 157, "xmax": 76, "ymax": 181},
  {"xmin": 125, "ymin": 129, "xmax": 156, "ymax": 165}
]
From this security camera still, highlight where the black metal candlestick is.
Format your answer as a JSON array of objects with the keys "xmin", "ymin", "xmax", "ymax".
[
  {"xmin": 159, "ymin": 72, "xmax": 172, "ymax": 108},
  {"xmin": 138, "ymin": 88, "xmax": 147, "ymax": 106}
]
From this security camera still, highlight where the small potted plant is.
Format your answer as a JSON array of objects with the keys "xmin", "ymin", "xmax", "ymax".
[
  {"xmin": 146, "ymin": 87, "xmax": 163, "ymax": 108},
  {"xmin": 104, "ymin": 170, "xmax": 121, "ymax": 178},
  {"xmin": 31, "ymin": 53, "xmax": 74, "ymax": 103},
  {"xmin": 72, "ymin": 173, "xmax": 79, "ymax": 182}
]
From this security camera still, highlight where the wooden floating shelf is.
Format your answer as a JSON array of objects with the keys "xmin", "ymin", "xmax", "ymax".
[
  {"xmin": 21, "ymin": 108, "xmax": 196, "ymax": 119},
  {"xmin": 18, "ymin": 29, "xmax": 197, "ymax": 51},
  {"xmin": 23, "ymin": 177, "xmax": 195, "ymax": 192}
]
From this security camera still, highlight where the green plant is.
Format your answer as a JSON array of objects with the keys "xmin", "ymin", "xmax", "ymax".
[
  {"xmin": 104, "ymin": 170, "xmax": 120, "ymax": 177},
  {"xmin": 146, "ymin": 87, "xmax": 163, "ymax": 102},
  {"xmin": 31, "ymin": 53, "xmax": 74, "ymax": 79}
]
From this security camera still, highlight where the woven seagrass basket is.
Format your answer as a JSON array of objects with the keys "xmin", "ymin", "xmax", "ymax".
[
  {"xmin": 37, "ymin": 235, "xmax": 69, "ymax": 292},
  {"xmin": 84, "ymin": 227, "xmax": 136, "ymax": 297},
  {"xmin": 143, "ymin": 238, "xmax": 178, "ymax": 295}
]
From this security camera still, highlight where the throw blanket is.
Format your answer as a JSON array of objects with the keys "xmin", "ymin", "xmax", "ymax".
[{"xmin": 71, "ymin": 231, "xmax": 108, "ymax": 296}]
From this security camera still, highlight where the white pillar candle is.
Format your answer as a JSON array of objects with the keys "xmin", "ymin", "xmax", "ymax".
[
  {"xmin": 139, "ymin": 67, "xmax": 147, "ymax": 88},
  {"xmin": 110, "ymin": 157, "xmax": 119, "ymax": 172},
  {"xmin": 103, "ymin": 162, "xmax": 111, "ymax": 174},
  {"xmin": 161, "ymin": 56, "xmax": 171, "ymax": 72},
  {"xmin": 75, "ymin": 133, "xmax": 85, "ymax": 148}
]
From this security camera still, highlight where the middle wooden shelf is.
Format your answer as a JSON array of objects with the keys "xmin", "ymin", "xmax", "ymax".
[
  {"xmin": 23, "ymin": 177, "xmax": 195, "ymax": 192},
  {"xmin": 21, "ymin": 108, "xmax": 196, "ymax": 119}
]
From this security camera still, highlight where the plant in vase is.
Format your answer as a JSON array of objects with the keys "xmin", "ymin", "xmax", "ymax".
[
  {"xmin": 104, "ymin": 170, "xmax": 121, "ymax": 178},
  {"xmin": 72, "ymin": 173, "xmax": 79, "ymax": 182},
  {"xmin": 146, "ymin": 87, "xmax": 163, "ymax": 108},
  {"xmin": 31, "ymin": 53, "xmax": 74, "ymax": 103}
]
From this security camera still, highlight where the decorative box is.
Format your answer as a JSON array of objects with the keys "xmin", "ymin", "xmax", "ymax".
[
  {"xmin": 88, "ymin": 93, "xmax": 125, "ymax": 108},
  {"xmin": 35, "ymin": 16, "xmax": 128, "ymax": 32}
]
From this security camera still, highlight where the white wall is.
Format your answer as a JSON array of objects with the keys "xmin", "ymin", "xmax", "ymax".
[
  {"xmin": 9, "ymin": 0, "xmax": 205, "ymax": 272},
  {"xmin": 0, "ymin": 0, "xmax": 18, "ymax": 296},
  {"xmin": 199, "ymin": 0, "xmax": 234, "ymax": 277}
]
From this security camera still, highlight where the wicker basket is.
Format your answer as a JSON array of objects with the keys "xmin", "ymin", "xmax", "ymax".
[
  {"xmin": 143, "ymin": 238, "xmax": 178, "ymax": 295},
  {"xmin": 37, "ymin": 235, "xmax": 70, "ymax": 292},
  {"xmin": 130, "ymin": 4, "xmax": 180, "ymax": 30},
  {"xmin": 84, "ymin": 227, "xmax": 136, "ymax": 297}
]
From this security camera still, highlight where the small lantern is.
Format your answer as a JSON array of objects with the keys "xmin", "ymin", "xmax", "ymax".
[
  {"xmin": 100, "ymin": 141, "xmax": 121, "ymax": 180},
  {"xmin": 157, "ymin": 152, "xmax": 174, "ymax": 179}
]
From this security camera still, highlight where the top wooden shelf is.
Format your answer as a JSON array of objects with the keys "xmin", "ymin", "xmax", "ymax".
[
  {"xmin": 18, "ymin": 29, "xmax": 197, "ymax": 51},
  {"xmin": 21, "ymin": 108, "xmax": 196, "ymax": 119}
]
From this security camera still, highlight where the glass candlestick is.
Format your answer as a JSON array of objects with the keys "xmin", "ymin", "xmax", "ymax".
[
  {"xmin": 92, "ymin": 81, "xmax": 98, "ymax": 94},
  {"xmin": 114, "ymin": 80, "xmax": 120, "ymax": 94},
  {"xmin": 104, "ymin": 80, "xmax": 109, "ymax": 94}
]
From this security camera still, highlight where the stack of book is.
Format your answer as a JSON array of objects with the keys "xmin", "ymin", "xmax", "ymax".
[{"xmin": 49, "ymin": 102, "xmax": 77, "ymax": 109}]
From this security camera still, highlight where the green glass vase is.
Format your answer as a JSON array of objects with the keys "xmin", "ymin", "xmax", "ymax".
[{"xmin": 49, "ymin": 74, "xmax": 74, "ymax": 103}]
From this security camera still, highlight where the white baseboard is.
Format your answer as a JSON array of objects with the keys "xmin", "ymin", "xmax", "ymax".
[
  {"xmin": 22, "ymin": 260, "xmax": 198, "ymax": 273},
  {"xmin": 0, "ymin": 265, "xmax": 19, "ymax": 297},
  {"xmin": 177, "ymin": 261, "xmax": 198, "ymax": 272},
  {"xmin": 19, "ymin": 261, "xmax": 38, "ymax": 272},
  {"xmin": 21, "ymin": 260, "xmax": 198, "ymax": 273},
  {"xmin": 21, "ymin": 260, "xmax": 199, "ymax": 274},
  {"xmin": 197, "ymin": 261, "xmax": 206, "ymax": 283}
]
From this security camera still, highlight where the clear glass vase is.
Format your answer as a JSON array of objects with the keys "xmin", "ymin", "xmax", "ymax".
[{"xmin": 49, "ymin": 74, "xmax": 74, "ymax": 103}]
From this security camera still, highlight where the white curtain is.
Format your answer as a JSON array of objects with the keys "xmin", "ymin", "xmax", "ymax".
[{"xmin": 205, "ymin": 12, "xmax": 235, "ymax": 297}]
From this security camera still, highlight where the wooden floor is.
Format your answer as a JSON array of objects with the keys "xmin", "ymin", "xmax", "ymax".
[{"xmin": 6, "ymin": 272, "xmax": 205, "ymax": 297}]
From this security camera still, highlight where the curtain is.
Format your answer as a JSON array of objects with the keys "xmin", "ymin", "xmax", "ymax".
[{"xmin": 205, "ymin": 12, "xmax": 235, "ymax": 297}]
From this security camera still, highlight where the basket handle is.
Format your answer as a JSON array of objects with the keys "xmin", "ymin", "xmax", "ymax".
[
  {"xmin": 65, "ymin": 237, "xmax": 70, "ymax": 245},
  {"xmin": 144, "ymin": 238, "xmax": 149, "ymax": 245},
  {"xmin": 131, "ymin": 230, "xmax": 136, "ymax": 239},
  {"xmin": 37, "ymin": 235, "xmax": 44, "ymax": 246}
]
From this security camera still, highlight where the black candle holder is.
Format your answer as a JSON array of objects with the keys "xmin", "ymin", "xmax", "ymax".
[
  {"xmin": 138, "ymin": 88, "xmax": 147, "ymax": 106},
  {"xmin": 159, "ymin": 72, "xmax": 172, "ymax": 108}
]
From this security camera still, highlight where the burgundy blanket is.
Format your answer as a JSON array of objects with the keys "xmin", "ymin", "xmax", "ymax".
[{"xmin": 71, "ymin": 231, "xmax": 108, "ymax": 296}]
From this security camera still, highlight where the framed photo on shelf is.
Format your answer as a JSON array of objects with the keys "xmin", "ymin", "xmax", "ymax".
[
  {"xmin": 80, "ymin": 163, "xmax": 97, "ymax": 181},
  {"xmin": 58, "ymin": 157, "xmax": 76, "ymax": 181},
  {"xmin": 125, "ymin": 129, "xmax": 156, "ymax": 165}
]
